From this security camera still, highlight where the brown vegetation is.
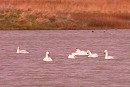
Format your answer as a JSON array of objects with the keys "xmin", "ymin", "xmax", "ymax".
[{"xmin": 0, "ymin": 0, "xmax": 130, "ymax": 30}]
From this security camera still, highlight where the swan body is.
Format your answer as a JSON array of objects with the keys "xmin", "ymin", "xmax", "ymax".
[
  {"xmin": 16, "ymin": 46, "xmax": 29, "ymax": 53},
  {"xmin": 86, "ymin": 50, "xmax": 98, "ymax": 57},
  {"xmin": 104, "ymin": 50, "xmax": 114, "ymax": 59},
  {"xmin": 75, "ymin": 48, "xmax": 88, "ymax": 55},
  {"xmin": 43, "ymin": 52, "xmax": 53, "ymax": 61},
  {"xmin": 68, "ymin": 53, "xmax": 76, "ymax": 59}
]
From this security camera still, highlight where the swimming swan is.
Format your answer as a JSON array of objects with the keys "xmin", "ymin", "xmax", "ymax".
[
  {"xmin": 75, "ymin": 48, "xmax": 88, "ymax": 55},
  {"xmin": 68, "ymin": 53, "xmax": 76, "ymax": 59},
  {"xmin": 16, "ymin": 46, "xmax": 29, "ymax": 53},
  {"xmin": 86, "ymin": 50, "xmax": 98, "ymax": 57},
  {"xmin": 43, "ymin": 52, "xmax": 53, "ymax": 61},
  {"xmin": 104, "ymin": 50, "xmax": 114, "ymax": 59}
]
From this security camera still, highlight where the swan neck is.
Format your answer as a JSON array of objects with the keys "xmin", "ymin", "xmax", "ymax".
[
  {"xmin": 17, "ymin": 47, "xmax": 20, "ymax": 53},
  {"xmin": 105, "ymin": 52, "xmax": 108, "ymax": 58},
  {"xmin": 46, "ymin": 54, "xmax": 49, "ymax": 58},
  {"xmin": 88, "ymin": 51, "xmax": 92, "ymax": 55},
  {"xmin": 89, "ymin": 51, "xmax": 92, "ymax": 55}
]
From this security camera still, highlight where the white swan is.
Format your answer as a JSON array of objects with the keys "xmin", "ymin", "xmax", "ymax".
[
  {"xmin": 104, "ymin": 50, "xmax": 114, "ymax": 59},
  {"xmin": 75, "ymin": 48, "xmax": 88, "ymax": 55},
  {"xmin": 43, "ymin": 52, "xmax": 53, "ymax": 61},
  {"xmin": 16, "ymin": 46, "xmax": 29, "ymax": 53},
  {"xmin": 68, "ymin": 53, "xmax": 76, "ymax": 59},
  {"xmin": 86, "ymin": 50, "xmax": 98, "ymax": 57}
]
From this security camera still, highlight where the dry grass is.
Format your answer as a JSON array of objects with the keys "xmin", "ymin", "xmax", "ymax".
[
  {"xmin": 0, "ymin": 0, "xmax": 129, "ymax": 12},
  {"xmin": 0, "ymin": 0, "xmax": 130, "ymax": 30}
]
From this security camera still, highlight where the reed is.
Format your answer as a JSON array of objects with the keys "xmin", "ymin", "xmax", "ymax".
[
  {"xmin": 0, "ymin": 0, "xmax": 129, "ymax": 30},
  {"xmin": 0, "ymin": 0, "xmax": 129, "ymax": 12}
]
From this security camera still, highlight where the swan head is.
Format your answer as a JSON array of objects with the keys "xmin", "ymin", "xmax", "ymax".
[
  {"xmin": 76, "ymin": 48, "xmax": 80, "ymax": 50},
  {"xmin": 46, "ymin": 51, "xmax": 49, "ymax": 55},
  {"xmin": 104, "ymin": 50, "xmax": 108, "ymax": 54}
]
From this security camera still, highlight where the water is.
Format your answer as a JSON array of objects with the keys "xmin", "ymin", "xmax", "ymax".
[{"xmin": 0, "ymin": 30, "xmax": 130, "ymax": 87}]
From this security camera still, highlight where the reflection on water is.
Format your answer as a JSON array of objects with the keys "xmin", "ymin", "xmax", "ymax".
[{"xmin": 0, "ymin": 30, "xmax": 130, "ymax": 87}]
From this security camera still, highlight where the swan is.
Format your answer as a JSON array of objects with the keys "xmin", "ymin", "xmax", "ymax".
[
  {"xmin": 76, "ymin": 48, "xmax": 81, "ymax": 53},
  {"xmin": 104, "ymin": 50, "xmax": 114, "ymax": 59},
  {"xmin": 75, "ymin": 48, "xmax": 88, "ymax": 55},
  {"xmin": 86, "ymin": 50, "xmax": 98, "ymax": 57},
  {"xmin": 43, "ymin": 52, "xmax": 53, "ymax": 61},
  {"xmin": 16, "ymin": 46, "xmax": 29, "ymax": 53},
  {"xmin": 68, "ymin": 53, "xmax": 76, "ymax": 59}
]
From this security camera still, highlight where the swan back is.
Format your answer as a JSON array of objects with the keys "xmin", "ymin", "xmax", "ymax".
[
  {"xmin": 105, "ymin": 56, "xmax": 114, "ymax": 59},
  {"xmin": 68, "ymin": 53, "xmax": 76, "ymax": 59},
  {"xmin": 75, "ymin": 48, "xmax": 88, "ymax": 55}
]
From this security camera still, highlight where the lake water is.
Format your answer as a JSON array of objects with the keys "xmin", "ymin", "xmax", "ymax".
[{"xmin": 0, "ymin": 30, "xmax": 130, "ymax": 87}]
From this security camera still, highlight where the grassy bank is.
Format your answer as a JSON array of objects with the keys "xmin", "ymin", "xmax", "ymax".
[{"xmin": 0, "ymin": 0, "xmax": 130, "ymax": 30}]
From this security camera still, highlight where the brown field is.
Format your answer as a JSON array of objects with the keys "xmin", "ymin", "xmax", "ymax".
[{"xmin": 0, "ymin": 0, "xmax": 130, "ymax": 30}]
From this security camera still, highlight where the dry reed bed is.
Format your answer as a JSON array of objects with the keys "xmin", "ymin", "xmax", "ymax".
[
  {"xmin": 0, "ymin": 0, "xmax": 130, "ymax": 30},
  {"xmin": 0, "ymin": 0, "xmax": 130, "ymax": 13}
]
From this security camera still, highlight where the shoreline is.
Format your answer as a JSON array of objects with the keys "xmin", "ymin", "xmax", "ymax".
[
  {"xmin": 0, "ymin": 10, "xmax": 129, "ymax": 30},
  {"xmin": 0, "ymin": 0, "xmax": 130, "ymax": 30},
  {"xmin": 0, "ymin": 28, "xmax": 129, "ymax": 30},
  {"xmin": 0, "ymin": 11, "xmax": 129, "ymax": 30}
]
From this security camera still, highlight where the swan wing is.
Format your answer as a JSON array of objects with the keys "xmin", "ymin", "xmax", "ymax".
[
  {"xmin": 43, "ymin": 57, "xmax": 53, "ymax": 61},
  {"xmin": 88, "ymin": 53, "xmax": 98, "ymax": 57},
  {"xmin": 105, "ymin": 56, "xmax": 114, "ymax": 59},
  {"xmin": 68, "ymin": 55, "xmax": 75, "ymax": 59},
  {"xmin": 20, "ymin": 50, "xmax": 29, "ymax": 53}
]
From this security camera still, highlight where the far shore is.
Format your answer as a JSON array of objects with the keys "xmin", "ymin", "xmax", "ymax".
[{"xmin": 0, "ymin": 0, "xmax": 130, "ymax": 30}]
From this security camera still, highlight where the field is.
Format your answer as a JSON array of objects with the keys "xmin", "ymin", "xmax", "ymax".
[{"xmin": 0, "ymin": 0, "xmax": 130, "ymax": 30}]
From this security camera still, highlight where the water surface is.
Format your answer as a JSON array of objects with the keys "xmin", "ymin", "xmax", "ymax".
[{"xmin": 0, "ymin": 30, "xmax": 130, "ymax": 87}]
